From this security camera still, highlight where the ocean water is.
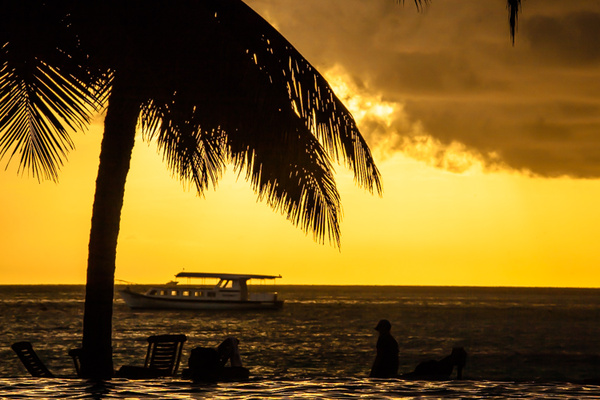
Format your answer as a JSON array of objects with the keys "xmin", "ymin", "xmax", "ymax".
[{"xmin": 0, "ymin": 285, "xmax": 599, "ymax": 399}]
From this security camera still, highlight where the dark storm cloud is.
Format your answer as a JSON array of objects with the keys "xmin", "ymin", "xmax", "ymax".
[
  {"xmin": 248, "ymin": 0, "xmax": 600, "ymax": 178},
  {"xmin": 372, "ymin": 51, "xmax": 497, "ymax": 96},
  {"xmin": 524, "ymin": 12, "xmax": 600, "ymax": 66},
  {"xmin": 405, "ymin": 99, "xmax": 600, "ymax": 177}
]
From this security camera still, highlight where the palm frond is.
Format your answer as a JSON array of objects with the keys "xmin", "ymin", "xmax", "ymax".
[
  {"xmin": 396, "ymin": 0, "xmax": 430, "ymax": 12},
  {"xmin": 140, "ymin": 100, "xmax": 228, "ymax": 194},
  {"xmin": 140, "ymin": 67, "xmax": 344, "ymax": 245},
  {"xmin": 234, "ymin": 122, "xmax": 343, "ymax": 246},
  {"xmin": 0, "ymin": 0, "xmax": 109, "ymax": 180},
  {"xmin": 0, "ymin": 63, "xmax": 71, "ymax": 180},
  {"xmin": 215, "ymin": 0, "xmax": 383, "ymax": 195},
  {"xmin": 507, "ymin": 0, "xmax": 522, "ymax": 45},
  {"xmin": 134, "ymin": 0, "xmax": 375, "ymax": 246}
]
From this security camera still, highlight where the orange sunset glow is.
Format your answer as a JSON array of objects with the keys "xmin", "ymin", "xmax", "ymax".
[{"xmin": 2, "ymin": 0, "xmax": 600, "ymax": 287}]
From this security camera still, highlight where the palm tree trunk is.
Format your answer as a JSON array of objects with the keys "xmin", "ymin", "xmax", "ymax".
[{"xmin": 80, "ymin": 76, "xmax": 140, "ymax": 379}]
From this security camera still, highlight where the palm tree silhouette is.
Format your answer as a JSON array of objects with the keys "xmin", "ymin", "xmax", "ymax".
[
  {"xmin": 1, "ymin": 0, "xmax": 382, "ymax": 378},
  {"xmin": 1, "ymin": 0, "xmax": 521, "ymax": 379}
]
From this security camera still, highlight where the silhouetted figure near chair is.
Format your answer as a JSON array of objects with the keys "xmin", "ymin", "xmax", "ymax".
[
  {"xmin": 184, "ymin": 337, "xmax": 249, "ymax": 381},
  {"xmin": 369, "ymin": 319, "xmax": 399, "ymax": 378},
  {"xmin": 400, "ymin": 347, "xmax": 467, "ymax": 380},
  {"xmin": 216, "ymin": 337, "xmax": 243, "ymax": 367}
]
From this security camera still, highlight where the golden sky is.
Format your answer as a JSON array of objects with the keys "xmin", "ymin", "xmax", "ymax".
[{"xmin": 2, "ymin": 0, "xmax": 600, "ymax": 286}]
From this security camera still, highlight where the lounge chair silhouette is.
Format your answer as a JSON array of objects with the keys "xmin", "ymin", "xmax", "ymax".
[
  {"xmin": 116, "ymin": 334, "xmax": 187, "ymax": 379},
  {"xmin": 11, "ymin": 341, "xmax": 54, "ymax": 378},
  {"xmin": 68, "ymin": 348, "xmax": 83, "ymax": 378},
  {"xmin": 400, "ymin": 347, "xmax": 468, "ymax": 380}
]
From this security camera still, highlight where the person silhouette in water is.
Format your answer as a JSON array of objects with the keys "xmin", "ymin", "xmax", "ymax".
[{"xmin": 370, "ymin": 319, "xmax": 399, "ymax": 378}]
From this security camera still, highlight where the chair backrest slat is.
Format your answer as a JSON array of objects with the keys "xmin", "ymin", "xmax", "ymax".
[
  {"xmin": 144, "ymin": 334, "xmax": 187, "ymax": 376},
  {"xmin": 11, "ymin": 342, "xmax": 54, "ymax": 378}
]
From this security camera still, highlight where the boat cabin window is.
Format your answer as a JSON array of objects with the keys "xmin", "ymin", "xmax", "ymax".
[
  {"xmin": 159, "ymin": 290, "xmax": 167, "ymax": 296},
  {"xmin": 170, "ymin": 290, "xmax": 178, "ymax": 296},
  {"xmin": 194, "ymin": 291, "xmax": 202, "ymax": 297},
  {"xmin": 217, "ymin": 279, "xmax": 234, "ymax": 289},
  {"xmin": 149, "ymin": 290, "xmax": 157, "ymax": 295},
  {"xmin": 182, "ymin": 291, "xmax": 190, "ymax": 296},
  {"xmin": 207, "ymin": 292, "xmax": 216, "ymax": 298}
]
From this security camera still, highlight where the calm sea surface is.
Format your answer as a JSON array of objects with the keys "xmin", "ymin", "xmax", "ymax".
[{"xmin": 0, "ymin": 285, "xmax": 599, "ymax": 399}]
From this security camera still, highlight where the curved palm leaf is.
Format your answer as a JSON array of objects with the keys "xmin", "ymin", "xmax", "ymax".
[
  {"xmin": 507, "ymin": 0, "xmax": 522, "ymax": 45},
  {"xmin": 397, "ymin": 0, "xmax": 430, "ymax": 12},
  {"xmin": 135, "ymin": 0, "xmax": 382, "ymax": 245},
  {"xmin": 0, "ymin": 1, "xmax": 109, "ymax": 181},
  {"xmin": 140, "ymin": 101, "xmax": 228, "ymax": 195},
  {"xmin": 218, "ymin": 0, "xmax": 383, "ymax": 195}
]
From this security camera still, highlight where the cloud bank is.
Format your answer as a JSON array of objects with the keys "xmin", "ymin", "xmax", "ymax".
[{"xmin": 248, "ymin": 0, "xmax": 600, "ymax": 178}]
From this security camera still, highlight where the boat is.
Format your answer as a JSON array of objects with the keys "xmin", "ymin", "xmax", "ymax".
[{"xmin": 119, "ymin": 272, "xmax": 284, "ymax": 310}]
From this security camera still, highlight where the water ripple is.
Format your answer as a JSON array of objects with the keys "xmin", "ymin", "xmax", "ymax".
[{"xmin": 1, "ymin": 378, "xmax": 600, "ymax": 400}]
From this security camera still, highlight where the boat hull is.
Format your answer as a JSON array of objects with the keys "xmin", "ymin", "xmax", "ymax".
[{"xmin": 119, "ymin": 288, "xmax": 284, "ymax": 310}]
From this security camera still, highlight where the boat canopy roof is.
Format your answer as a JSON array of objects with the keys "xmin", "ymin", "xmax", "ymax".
[{"xmin": 175, "ymin": 272, "xmax": 281, "ymax": 281}]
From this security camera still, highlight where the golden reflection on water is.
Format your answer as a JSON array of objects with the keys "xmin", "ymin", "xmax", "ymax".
[
  {"xmin": 0, "ymin": 378, "xmax": 599, "ymax": 399},
  {"xmin": 2, "ymin": 285, "xmax": 600, "ymax": 398}
]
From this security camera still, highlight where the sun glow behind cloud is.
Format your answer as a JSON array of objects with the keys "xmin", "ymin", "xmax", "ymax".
[
  {"xmin": 325, "ymin": 67, "xmax": 398, "ymax": 129},
  {"xmin": 324, "ymin": 65, "xmax": 490, "ymax": 175}
]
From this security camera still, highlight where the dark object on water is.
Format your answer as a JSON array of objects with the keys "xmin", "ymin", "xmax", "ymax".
[
  {"xmin": 401, "ymin": 347, "xmax": 468, "ymax": 380},
  {"xmin": 116, "ymin": 334, "xmax": 187, "ymax": 379},
  {"xmin": 11, "ymin": 341, "xmax": 54, "ymax": 378},
  {"xmin": 182, "ymin": 346, "xmax": 250, "ymax": 382}
]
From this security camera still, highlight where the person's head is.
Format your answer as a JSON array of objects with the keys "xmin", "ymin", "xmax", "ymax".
[
  {"xmin": 451, "ymin": 347, "xmax": 467, "ymax": 367},
  {"xmin": 375, "ymin": 319, "xmax": 392, "ymax": 333}
]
